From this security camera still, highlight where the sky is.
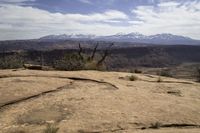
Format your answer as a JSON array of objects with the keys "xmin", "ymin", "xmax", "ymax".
[{"xmin": 0, "ymin": 0, "xmax": 200, "ymax": 40}]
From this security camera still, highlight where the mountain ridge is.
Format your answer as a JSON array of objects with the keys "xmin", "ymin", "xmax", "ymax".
[{"xmin": 39, "ymin": 32, "xmax": 200, "ymax": 45}]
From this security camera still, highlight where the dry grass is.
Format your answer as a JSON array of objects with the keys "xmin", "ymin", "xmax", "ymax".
[
  {"xmin": 43, "ymin": 124, "xmax": 59, "ymax": 133},
  {"xmin": 157, "ymin": 76, "xmax": 162, "ymax": 82},
  {"xmin": 129, "ymin": 75, "xmax": 138, "ymax": 81},
  {"xmin": 150, "ymin": 122, "xmax": 162, "ymax": 129}
]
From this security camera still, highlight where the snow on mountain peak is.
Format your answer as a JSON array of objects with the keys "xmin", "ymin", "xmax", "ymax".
[{"xmin": 39, "ymin": 33, "xmax": 199, "ymax": 45}]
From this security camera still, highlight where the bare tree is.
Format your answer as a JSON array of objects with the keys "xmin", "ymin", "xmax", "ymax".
[
  {"xmin": 78, "ymin": 43, "xmax": 84, "ymax": 60},
  {"xmin": 197, "ymin": 67, "xmax": 200, "ymax": 82},
  {"xmin": 88, "ymin": 43, "xmax": 99, "ymax": 61},
  {"xmin": 77, "ymin": 42, "xmax": 114, "ymax": 69},
  {"xmin": 40, "ymin": 51, "xmax": 44, "ymax": 67},
  {"xmin": 97, "ymin": 43, "xmax": 114, "ymax": 66},
  {"xmin": 2, "ymin": 48, "xmax": 5, "ymax": 63}
]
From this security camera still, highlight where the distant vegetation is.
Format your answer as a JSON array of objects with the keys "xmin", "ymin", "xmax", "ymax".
[
  {"xmin": 158, "ymin": 69, "xmax": 173, "ymax": 77},
  {"xmin": 197, "ymin": 68, "xmax": 200, "ymax": 82},
  {"xmin": 0, "ymin": 52, "xmax": 24, "ymax": 69},
  {"xmin": 130, "ymin": 69, "xmax": 142, "ymax": 74},
  {"xmin": 53, "ymin": 53, "xmax": 85, "ymax": 71},
  {"xmin": 1, "ymin": 40, "xmax": 200, "ymax": 81},
  {"xmin": 0, "ymin": 43, "xmax": 113, "ymax": 71}
]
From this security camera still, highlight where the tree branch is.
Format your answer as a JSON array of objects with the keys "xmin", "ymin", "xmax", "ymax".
[
  {"xmin": 78, "ymin": 43, "xmax": 84, "ymax": 60},
  {"xmin": 97, "ymin": 43, "xmax": 114, "ymax": 66}
]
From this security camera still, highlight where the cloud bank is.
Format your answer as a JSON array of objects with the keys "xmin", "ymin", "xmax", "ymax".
[
  {"xmin": 131, "ymin": 1, "xmax": 200, "ymax": 39},
  {"xmin": 0, "ymin": 0, "xmax": 199, "ymax": 40}
]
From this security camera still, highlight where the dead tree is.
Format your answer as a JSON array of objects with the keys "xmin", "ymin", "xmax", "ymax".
[
  {"xmin": 197, "ymin": 68, "xmax": 200, "ymax": 82},
  {"xmin": 78, "ymin": 43, "xmax": 84, "ymax": 60},
  {"xmin": 2, "ymin": 48, "xmax": 5, "ymax": 63},
  {"xmin": 97, "ymin": 43, "xmax": 114, "ymax": 66},
  {"xmin": 88, "ymin": 43, "xmax": 99, "ymax": 61},
  {"xmin": 77, "ymin": 42, "xmax": 114, "ymax": 68},
  {"xmin": 40, "ymin": 51, "xmax": 44, "ymax": 67}
]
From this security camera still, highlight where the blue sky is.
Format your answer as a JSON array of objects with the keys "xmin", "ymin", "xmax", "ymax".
[{"xmin": 0, "ymin": 0, "xmax": 199, "ymax": 40}]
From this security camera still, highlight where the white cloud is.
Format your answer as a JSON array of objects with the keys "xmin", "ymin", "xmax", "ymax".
[
  {"xmin": 0, "ymin": 5, "xmax": 128, "ymax": 22},
  {"xmin": 0, "ymin": 5, "xmax": 129, "ymax": 40},
  {"xmin": 64, "ymin": 10, "xmax": 128, "ymax": 22},
  {"xmin": 158, "ymin": 1, "xmax": 180, "ymax": 7},
  {"xmin": 0, "ymin": 0, "xmax": 35, "ymax": 6},
  {"xmin": 0, "ymin": 0, "xmax": 200, "ymax": 40},
  {"xmin": 0, "ymin": 0, "xmax": 35, "ymax": 3},
  {"xmin": 131, "ymin": 0, "xmax": 200, "ymax": 39},
  {"xmin": 78, "ymin": 0, "xmax": 92, "ymax": 4}
]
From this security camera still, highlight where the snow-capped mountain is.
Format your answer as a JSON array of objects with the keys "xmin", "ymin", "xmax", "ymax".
[
  {"xmin": 39, "ymin": 33, "xmax": 200, "ymax": 45},
  {"xmin": 147, "ymin": 33, "xmax": 195, "ymax": 44},
  {"xmin": 40, "ymin": 34, "xmax": 96, "ymax": 40}
]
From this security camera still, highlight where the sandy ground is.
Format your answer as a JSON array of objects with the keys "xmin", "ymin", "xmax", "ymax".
[{"xmin": 0, "ymin": 69, "xmax": 200, "ymax": 133}]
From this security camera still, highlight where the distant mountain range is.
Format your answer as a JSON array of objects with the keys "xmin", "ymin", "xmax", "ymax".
[{"xmin": 39, "ymin": 33, "xmax": 200, "ymax": 45}]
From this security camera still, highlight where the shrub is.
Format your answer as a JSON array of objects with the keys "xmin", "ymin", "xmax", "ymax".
[
  {"xmin": 129, "ymin": 75, "xmax": 138, "ymax": 81},
  {"xmin": 158, "ymin": 70, "xmax": 172, "ymax": 77},
  {"xmin": 157, "ymin": 77, "xmax": 162, "ymax": 82},
  {"xmin": 53, "ymin": 53, "xmax": 85, "ymax": 71},
  {"xmin": 84, "ymin": 60, "xmax": 106, "ymax": 70},
  {"xmin": 129, "ymin": 69, "xmax": 142, "ymax": 74},
  {"xmin": 197, "ymin": 68, "xmax": 200, "ymax": 82},
  {"xmin": 0, "ymin": 53, "xmax": 24, "ymax": 69},
  {"xmin": 134, "ymin": 69, "xmax": 142, "ymax": 73},
  {"xmin": 44, "ymin": 124, "xmax": 59, "ymax": 133},
  {"xmin": 53, "ymin": 52, "xmax": 108, "ymax": 71},
  {"xmin": 84, "ymin": 60, "xmax": 97, "ymax": 70},
  {"xmin": 150, "ymin": 122, "xmax": 162, "ymax": 129}
]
